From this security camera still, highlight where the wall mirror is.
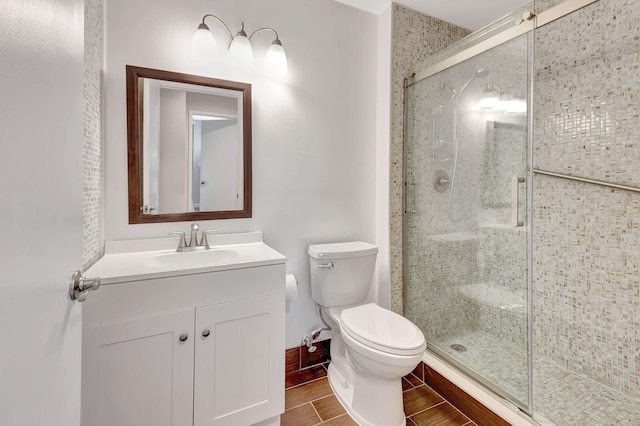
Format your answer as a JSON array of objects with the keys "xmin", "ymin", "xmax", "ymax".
[{"xmin": 126, "ymin": 65, "xmax": 252, "ymax": 224}]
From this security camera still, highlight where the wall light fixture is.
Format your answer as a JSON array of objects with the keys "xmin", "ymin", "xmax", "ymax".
[
  {"xmin": 192, "ymin": 14, "xmax": 288, "ymax": 74},
  {"xmin": 478, "ymin": 84, "xmax": 526, "ymax": 115}
]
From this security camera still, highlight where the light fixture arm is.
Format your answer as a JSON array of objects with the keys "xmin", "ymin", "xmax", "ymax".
[
  {"xmin": 249, "ymin": 27, "xmax": 281, "ymax": 43},
  {"xmin": 199, "ymin": 14, "xmax": 234, "ymax": 41}
]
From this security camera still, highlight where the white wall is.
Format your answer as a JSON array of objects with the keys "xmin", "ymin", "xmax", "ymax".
[
  {"xmin": 374, "ymin": 5, "xmax": 392, "ymax": 309},
  {"xmin": 104, "ymin": 0, "xmax": 380, "ymax": 348},
  {"xmin": 159, "ymin": 89, "xmax": 189, "ymax": 213}
]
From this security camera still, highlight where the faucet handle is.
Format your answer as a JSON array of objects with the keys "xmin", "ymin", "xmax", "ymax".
[
  {"xmin": 168, "ymin": 231, "xmax": 186, "ymax": 249},
  {"xmin": 200, "ymin": 229, "xmax": 218, "ymax": 248}
]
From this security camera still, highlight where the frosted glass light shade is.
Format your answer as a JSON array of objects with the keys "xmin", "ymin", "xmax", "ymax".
[
  {"xmin": 228, "ymin": 34, "xmax": 253, "ymax": 67},
  {"xmin": 265, "ymin": 41, "xmax": 288, "ymax": 74},
  {"xmin": 192, "ymin": 26, "xmax": 216, "ymax": 56}
]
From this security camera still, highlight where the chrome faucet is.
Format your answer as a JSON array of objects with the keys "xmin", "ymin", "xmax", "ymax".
[
  {"xmin": 169, "ymin": 224, "xmax": 216, "ymax": 252},
  {"xmin": 188, "ymin": 223, "xmax": 200, "ymax": 248}
]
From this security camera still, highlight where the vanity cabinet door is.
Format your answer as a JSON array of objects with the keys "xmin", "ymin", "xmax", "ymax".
[
  {"xmin": 82, "ymin": 310, "xmax": 195, "ymax": 426},
  {"xmin": 193, "ymin": 294, "xmax": 285, "ymax": 426}
]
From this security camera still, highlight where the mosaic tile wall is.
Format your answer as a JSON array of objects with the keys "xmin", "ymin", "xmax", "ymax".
[
  {"xmin": 532, "ymin": 0, "xmax": 640, "ymax": 422},
  {"xmin": 390, "ymin": 3, "xmax": 470, "ymax": 314},
  {"xmin": 83, "ymin": 0, "xmax": 103, "ymax": 269}
]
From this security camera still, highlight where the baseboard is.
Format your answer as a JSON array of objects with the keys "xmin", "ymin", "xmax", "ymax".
[
  {"xmin": 415, "ymin": 361, "xmax": 512, "ymax": 426},
  {"xmin": 285, "ymin": 339, "xmax": 331, "ymax": 389}
]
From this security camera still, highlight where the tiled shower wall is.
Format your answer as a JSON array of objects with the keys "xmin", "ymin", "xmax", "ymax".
[
  {"xmin": 83, "ymin": 0, "xmax": 103, "ymax": 269},
  {"xmin": 390, "ymin": 3, "xmax": 470, "ymax": 314},
  {"xmin": 532, "ymin": 0, "xmax": 640, "ymax": 410}
]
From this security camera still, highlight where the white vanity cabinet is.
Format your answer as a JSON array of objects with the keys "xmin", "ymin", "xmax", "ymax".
[
  {"xmin": 82, "ymin": 310, "xmax": 196, "ymax": 426},
  {"xmin": 82, "ymin": 243, "xmax": 285, "ymax": 426}
]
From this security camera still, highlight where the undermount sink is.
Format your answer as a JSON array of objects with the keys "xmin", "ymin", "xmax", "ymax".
[{"xmin": 145, "ymin": 249, "xmax": 240, "ymax": 269}]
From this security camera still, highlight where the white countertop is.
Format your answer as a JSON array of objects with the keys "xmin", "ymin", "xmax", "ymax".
[{"xmin": 85, "ymin": 232, "xmax": 287, "ymax": 285}]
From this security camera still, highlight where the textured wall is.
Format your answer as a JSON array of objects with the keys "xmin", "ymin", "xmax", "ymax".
[
  {"xmin": 83, "ymin": 0, "xmax": 103, "ymax": 269},
  {"xmin": 532, "ymin": 0, "xmax": 640, "ymax": 422},
  {"xmin": 390, "ymin": 3, "xmax": 470, "ymax": 314}
]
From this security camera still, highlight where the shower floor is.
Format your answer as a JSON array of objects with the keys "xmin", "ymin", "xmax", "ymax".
[
  {"xmin": 430, "ymin": 329, "xmax": 529, "ymax": 405},
  {"xmin": 430, "ymin": 329, "xmax": 640, "ymax": 425}
]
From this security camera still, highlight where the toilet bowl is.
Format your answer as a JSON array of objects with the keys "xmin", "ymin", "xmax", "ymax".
[{"xmin": 308, "ymin": 242, "xmax": 426, "ymax": 426}]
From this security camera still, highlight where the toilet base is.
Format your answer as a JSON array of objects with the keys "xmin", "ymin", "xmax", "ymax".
[{"xmin": 327, "ymin": 363, "xmax": 406, "ymax": 426}]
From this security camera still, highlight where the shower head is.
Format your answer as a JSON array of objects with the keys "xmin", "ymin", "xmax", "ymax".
[
  {"xmin": 450, "ymin": 68, "xmax": 491, "ymax": 102},
  {"xmin": 475, "ymin": 68, "xmax": 490, "ymax": 78}
]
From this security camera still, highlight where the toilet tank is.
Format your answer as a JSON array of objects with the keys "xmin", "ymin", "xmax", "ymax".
[{"xmin": 308, "ymin": 241, "xmax": 378, "ymax": 307}]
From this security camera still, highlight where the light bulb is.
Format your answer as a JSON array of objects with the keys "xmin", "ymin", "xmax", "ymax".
[
  {"xmin": 228, "ymin": 29, "xmax": 253, "ymax": 67},
  {"xmin": 478, "ymin": 96, "xmax": 499, "ymax": 109},
  {"xmin": 511, "ymin": 99, "xmax": 527, "ymax": 115},
  {"xmin": 192, "ymin": 24, "xmax": 216, "ymax": 57},
  {"xmin": 264, "ymin": 40, "xmax": 287, "ymax": 74}
]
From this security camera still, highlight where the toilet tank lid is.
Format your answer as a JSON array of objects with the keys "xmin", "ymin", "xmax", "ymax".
[{"xmin": 308, "ymin": 241, "xmax": 378, "ymax": 259}]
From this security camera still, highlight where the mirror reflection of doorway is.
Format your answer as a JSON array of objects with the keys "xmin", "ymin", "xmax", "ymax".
[{"xmin": 190, "ymin": 113, "xmax": 240, "ymax": 212}]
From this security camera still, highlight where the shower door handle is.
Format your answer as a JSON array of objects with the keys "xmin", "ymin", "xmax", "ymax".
[{"xmin": 511, "ymin": 177, "xmax": 525, "ymax": 227}]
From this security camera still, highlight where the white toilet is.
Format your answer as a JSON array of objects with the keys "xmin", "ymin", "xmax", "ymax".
[{"xmin": 308, "ymin": 242, "xmax": 426, "ymax": 426}]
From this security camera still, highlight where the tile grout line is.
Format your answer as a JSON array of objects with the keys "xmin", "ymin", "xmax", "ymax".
[
  {"xmin": 421, "ymin": 382, "xmax": 476, "ymax": 423},
  {"xmin": 447, "ymin": 398, "xmax": 475, "ymax": 424},
  {"xmin": 407, "ymin": 400, "xmax": 448, "ymax": 419},
  {"xmin": 285, "ymin": 375, "xmax": 329, "ymax": 390},
  {"xmin": 308, "ymin": 400, "xmax": 323, "ymax": 425},
  {"xmin": 286, "ymin": 396, "xmax": 332, "ymax": 413},
  {"xmin": 316, "ymin": 412, "xmax": 348, "ymax": 424}
]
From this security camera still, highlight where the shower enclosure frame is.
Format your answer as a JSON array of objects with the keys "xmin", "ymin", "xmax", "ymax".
[{"xmin": 402, "ymin": 0, "xmax": 601, "ymax": 419}]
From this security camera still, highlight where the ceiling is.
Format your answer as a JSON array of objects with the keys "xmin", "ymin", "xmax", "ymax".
[{"xmin": 333, "ymin": 0, "xmax": 531, "ymax": 30}]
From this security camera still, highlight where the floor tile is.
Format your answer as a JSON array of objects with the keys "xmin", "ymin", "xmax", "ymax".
[
  {"xmin": 403, "ymin": 385, "xmax": 446, "ymax": 417},
  {"xmin": 405, "ymin": 373, "xmax": 424, "ymax": 387},
  {"xmin": 410, "ymin": 401, "xmax": 472, "ymax": 426},
  {"xmin": 319, "ymin": 413, "xmax": 359, "ymax": 425},
  {"xmin": 285, "ymin": 377, "xmax": 333, "ymax": 409},
  {"xmin": 286, "ymin": 364, "xmax": 328, "ymax": 389},
  {"xmin": 312, "ymin": 394, "xmax": 346, "ymax": 421},
  {"xmin": 402, "ymin": 377, "xmax": 415, "ymax": 391},
  {"xmin": 280, "ymin": 403, "xmax": 320, "ymax": 426}
]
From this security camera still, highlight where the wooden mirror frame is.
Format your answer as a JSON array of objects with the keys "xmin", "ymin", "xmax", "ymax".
[{"xmin": 126, "ymin": 65, "xmax": 252, "ymax": 224}]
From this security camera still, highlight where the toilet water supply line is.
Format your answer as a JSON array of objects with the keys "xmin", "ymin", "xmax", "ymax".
[{"xmin": 302, "ymin": 304, "xmax": 332, "ymax": 353}]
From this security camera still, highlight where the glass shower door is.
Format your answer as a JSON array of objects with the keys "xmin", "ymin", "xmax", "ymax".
[{"xmin": 404, "ymin": 33, "xmax": 531, "ymax": 410}]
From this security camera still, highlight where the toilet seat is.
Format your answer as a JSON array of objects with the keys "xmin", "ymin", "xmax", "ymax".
[{"xmin": 340, "ymin": 303, "xmax": 426, "ymax": 356}]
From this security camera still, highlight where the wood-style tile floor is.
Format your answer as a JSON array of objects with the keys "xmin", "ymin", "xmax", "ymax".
[{"xmin": 282, "ymin": 363, "xmax": 477, "ymax": 426}]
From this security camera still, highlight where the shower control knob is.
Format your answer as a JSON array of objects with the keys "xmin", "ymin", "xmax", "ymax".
[
  {"xmin": 179, "ymin": 333, "xmax": 189, "ymax": 342},
  {"xmin": 202, "ymin": 329, "xmax": 211, "ymax": 337}
]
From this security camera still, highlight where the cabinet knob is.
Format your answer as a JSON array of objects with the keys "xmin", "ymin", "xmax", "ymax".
[
  {"xmin": 179, "ymin": 333, "xmax": 189, "ymax": 342},
  {"xmin": 202, "ymin": 329, "xmax": 211, "ymax": 337}
]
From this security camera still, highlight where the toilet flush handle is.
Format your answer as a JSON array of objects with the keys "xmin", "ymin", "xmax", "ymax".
[{"xmin": 317, "ymin": 262, "xmax": 334, "ymax": 269}]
